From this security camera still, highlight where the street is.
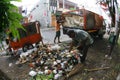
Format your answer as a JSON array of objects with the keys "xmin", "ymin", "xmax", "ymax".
[{"xmin": 40, "ymin": 27, "xmax": 71, "ymax": 44}]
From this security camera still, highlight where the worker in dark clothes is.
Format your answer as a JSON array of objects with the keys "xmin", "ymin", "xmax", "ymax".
[{"xmin": 67, "ymin": 29, "xmax": 94, "ymax": 63}]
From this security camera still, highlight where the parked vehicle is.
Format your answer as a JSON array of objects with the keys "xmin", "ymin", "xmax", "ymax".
[
  {"xmin": 9, "ymin": 21, "xmax": 43, "ymax": 52},
  {"xmin": 61, "ymin": 9, "xmax": 106, "ymax": 38}
]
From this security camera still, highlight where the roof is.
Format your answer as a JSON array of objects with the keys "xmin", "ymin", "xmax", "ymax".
[{"xmin": 59, "ymin": 0, "xmax": 77, "ymax": 6}]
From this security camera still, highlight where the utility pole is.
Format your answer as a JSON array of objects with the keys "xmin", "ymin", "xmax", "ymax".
[{"xmin": 63, "ymin": 0, "xmax": 65, "ymax": 9}]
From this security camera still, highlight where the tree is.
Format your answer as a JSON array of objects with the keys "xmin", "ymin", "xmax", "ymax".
[
  {"xmin": 0, "ymin": 0, "xmax": 23, "ymax": 40},
  {"xmin": 99, "ymin": 0, "xmax": 120, "ymax": 56},
  {"xmin": 99, "ymin": 0, "xmax": 119, "ymax": 41}
]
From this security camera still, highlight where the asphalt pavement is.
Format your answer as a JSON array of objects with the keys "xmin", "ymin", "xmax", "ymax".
[{"xmin": 40, "ymin": 27, "xmax": 71, "ymax": 44}]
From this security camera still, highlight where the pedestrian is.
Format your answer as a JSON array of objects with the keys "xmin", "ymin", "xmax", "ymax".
[
  {"xmin": 67, "ymin": 29, "xmax": 94, "ymax": 64},
  {"xmin": 54, "ymin": 17, "xmax": 62, "ymax": 43},
  {"xmin": 105, "ymin": 30, "xmax": 116, "ymax": 59}
]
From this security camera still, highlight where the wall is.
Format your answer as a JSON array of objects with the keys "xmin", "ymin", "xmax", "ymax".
[{"xmin": 28, "ymin": 0, "xmax": 51, "ymax": 28}]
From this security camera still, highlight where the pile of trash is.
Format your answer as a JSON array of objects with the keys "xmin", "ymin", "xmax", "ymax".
[{"xmin": 15, "ymin": 43, "xmax": 82, "ymax": 80}]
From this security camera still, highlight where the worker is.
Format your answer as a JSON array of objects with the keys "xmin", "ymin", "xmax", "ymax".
[
  {"xmin": 105, "ymin": 30, "xmax": 116, "ymax": 59},
  {"xmin": 54, "ymin": 17, "xmax": 62, "ymax": 43},
  {"xmin": 67, "ymin": 29, "xmax": 94, "ymax": 64}
]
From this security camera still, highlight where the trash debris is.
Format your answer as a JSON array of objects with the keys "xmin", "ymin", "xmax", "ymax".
[
  {"xmin": 14, "ymin": 43, "xmax": 83, "ymax": 79},
  {"xmin": 116, "ymin": 73, "xmax": 120, "ymax": 80},
  {"xmin": 50, "ymin": 44, "xmax": 61, "ymax": 50},
  {"xmin": 9, "ymin": 63, "xmax": 13, "ymax": 67},
  {"xmin": 66, "ymin": 63, "xmax": 84, "ymax": 78},
  {"xmin": 90, "ymin": 78, "xmax": 94, "ymax": 80},
  {"xmin": 54, "ymin": 73, "xmax": 61, "ymax": 80},
  {"xmin": 29, "ymin": 70, "xmax": 37, "ymax": 77}
]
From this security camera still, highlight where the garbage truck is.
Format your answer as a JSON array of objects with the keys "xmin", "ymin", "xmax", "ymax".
[
  {"xmin": 8, "ymin": 21, "xmax": 43, "ymax": 52},
  {"xmin": 60, "ymin": 9, "xmax": 106, "ymax": 38}
]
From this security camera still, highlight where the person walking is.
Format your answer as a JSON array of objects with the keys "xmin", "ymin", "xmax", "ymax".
[
  {"xmin": 105, "ymin": 30, "xmax": 116, "ymax": 59},
  {"xmin": 67, "ymin": 29, "xmax": 94, "ymax": 64}
]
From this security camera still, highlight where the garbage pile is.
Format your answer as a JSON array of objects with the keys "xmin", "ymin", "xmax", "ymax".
[{"xmin": 16, "ymin": 43, "xmax": 82, "ymax": 80}]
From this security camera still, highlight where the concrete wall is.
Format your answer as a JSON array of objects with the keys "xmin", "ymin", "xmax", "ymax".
[{"xmin": 29, "ymin": 0, "xmax": 51, "ymax": 28}]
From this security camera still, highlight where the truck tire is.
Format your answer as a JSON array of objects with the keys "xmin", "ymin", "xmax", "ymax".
[
  {"xmin": 22, "ymin": 44, "xmax": 34, "ymax": 52},
  {"xmin": 22, "ymin": 45, "xmax": 28, "ymax": 52},
  {"xmin": 29, "ymin": 44, "xmax": 34, "ymax": 49}
]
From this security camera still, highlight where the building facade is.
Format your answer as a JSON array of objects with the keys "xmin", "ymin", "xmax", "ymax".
[{"xmin": 57, "ymin": 0, "xmax": 78, "ymax": 12}]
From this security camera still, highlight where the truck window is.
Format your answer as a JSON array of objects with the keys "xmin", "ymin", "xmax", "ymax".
[
  {"xmin": 26, "ymin": 22, "xmax": 37, "ymax": 36},
  {"xmin": 18, "ymin": 28, "xmax": 27, "ymax": 39}
]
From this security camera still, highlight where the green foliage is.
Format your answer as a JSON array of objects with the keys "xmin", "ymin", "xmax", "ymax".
[
  {"xmin": 0, "ymin": 0, "xmax": 23, "ymax": 39},
  {"xmin": 118, "ymin": 37, "xmax": 120, "ymax": 49},
  {"xmin": 30, "ymin": 73, "xmax": 54, "ymax": 80},
  {"xmin": 114, "ymin": 63, "xmax": 120, "ymax": 72}
]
